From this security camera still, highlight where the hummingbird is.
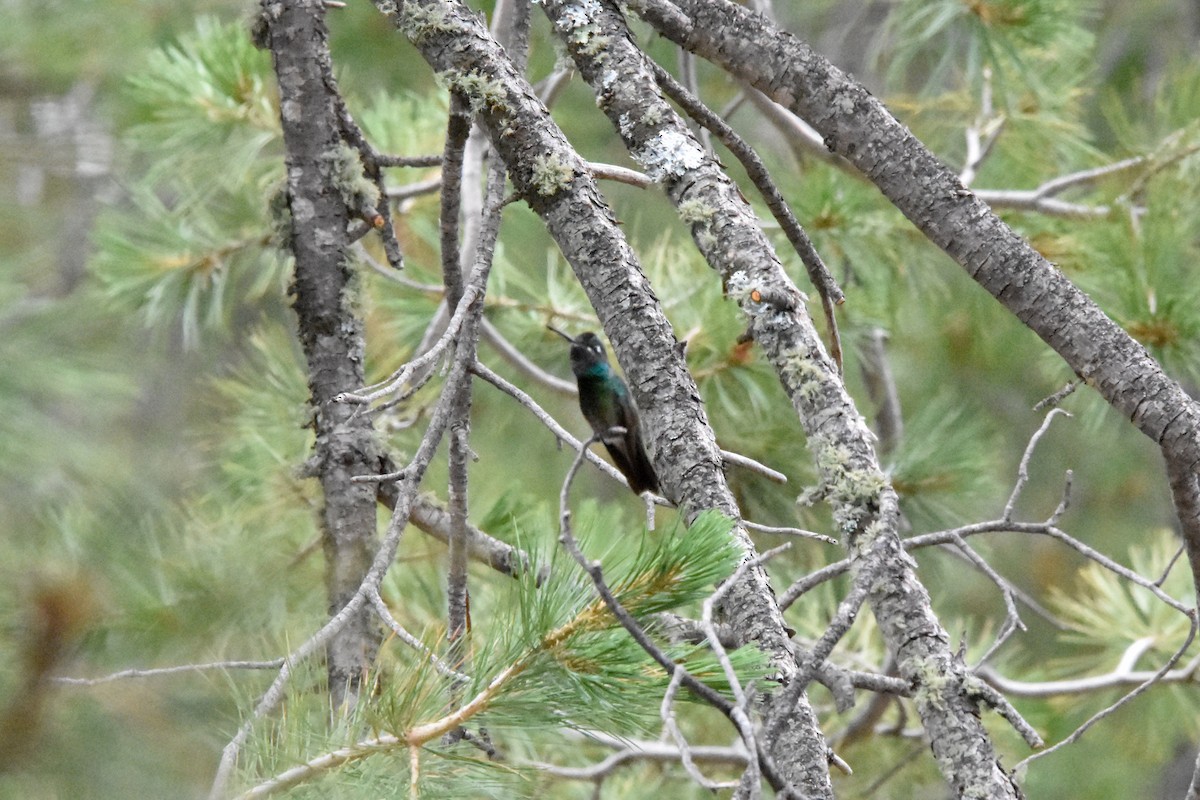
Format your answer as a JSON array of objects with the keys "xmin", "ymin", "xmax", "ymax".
[{"xmin": 548, "ymin": 326, "xmax": 660, "ymax": 495}]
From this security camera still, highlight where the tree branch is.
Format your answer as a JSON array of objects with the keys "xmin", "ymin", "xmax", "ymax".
[
  {"xmin": 261, "ymin": 0, "xmax": 382, "ymax": 710},
  {"xmin": 628, "ymin": 0, "xmax": 1200, "ymax": 604}
]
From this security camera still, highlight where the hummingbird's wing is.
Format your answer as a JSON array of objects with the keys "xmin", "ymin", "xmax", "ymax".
[{"xmin": 601, "ymin": 395, "xmax": 659, "ymax": 495}]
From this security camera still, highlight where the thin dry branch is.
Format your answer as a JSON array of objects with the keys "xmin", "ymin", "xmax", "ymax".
[
  {"xmin": 556, "ymin": 433, "xmax": 791, "ymax": 795},
  {"xmin": 53, "ymin": 660, "xmax": 285, "ymax": 686},
  {"xmin": 208, "ymin": 223, "xmax": 500, "ymax": 800}
]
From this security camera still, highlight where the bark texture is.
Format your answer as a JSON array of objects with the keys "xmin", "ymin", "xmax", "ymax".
[
  {"xmin": 542, "ymin": 1, "xmax": 1023, "ymax": 797},
  {"xmin": 262, "ymin": 0, "xmax": 382, "ymax": 708},
  {"xmin": 379, "ymin": 0, "xmax": 833, "ymax": 794},
  {"xmin": 632, "ymin": 0, "xmax": 1200, "ymax": 589}
]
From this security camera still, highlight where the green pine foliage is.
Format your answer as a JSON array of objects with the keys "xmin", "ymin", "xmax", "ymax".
[
  {"xmin": 92, "ymin": 17, "xmax": 287, "ymax": 347},
  {"xmin": 227, "ymin": 510, "xmax": 768, "ymax": 796},
  {"xmin": 3, "ymin": 2, "xmax": 1200, "ymax": 798}
]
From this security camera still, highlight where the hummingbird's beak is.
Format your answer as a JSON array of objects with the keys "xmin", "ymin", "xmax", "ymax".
[{"xmin": 546, "ymin": 324, "xmax": 576, "ymax": 343}]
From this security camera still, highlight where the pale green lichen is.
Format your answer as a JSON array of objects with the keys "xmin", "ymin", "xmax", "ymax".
[
  {"xmin": 445, "ymin": 70, "xmax": 509, "ymax": 116},
  {"xmin": 530, "ymin": 153, "xmax": 575, "ymax": 196},
  {"xmin": 326, "ymin": 144, "xmax": 380, "ymax": 215},
  {"xmin": 398, "ymin": 3, "xmax": 454, "ymax": 43},
  {"xmin": 724, "ymin": 270, "xmax": 753, "ymax": 302},
  {"xmin": 554, "ymin": 0, "xmax": 608, "ymax": 57},
  {"xmin": 911, "ymin": 657, "xmax": 952, "ymax": 710},
  {"xmin": 339, "ymin": 253, "xmax": 367, "ymax": 321},
  {"xmin": 827, "ymin": 466, "xmax": 889, "ymax": 533},
  {"xmin": 780, "ymin": 353, "xmax": 825, "ymax": 400},
  {"xmin": 678, "ymin": 199, "xmax": 716, "ymax": 226}
]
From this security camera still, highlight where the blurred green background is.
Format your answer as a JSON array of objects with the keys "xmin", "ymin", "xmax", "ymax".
[{"xmin": 1, "ymin": 0, "xmax": 1199, "ymax": 797}]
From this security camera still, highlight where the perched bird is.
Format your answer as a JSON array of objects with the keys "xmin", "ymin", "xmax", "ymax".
[{"xmin": 549, "ymin": 326, "xmax": 659, "ymax": 495}]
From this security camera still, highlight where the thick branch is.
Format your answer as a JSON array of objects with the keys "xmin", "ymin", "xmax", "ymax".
[
  {"xmin": 545, "ymin": 1, "xmax": 1021, "ymax": 797},
  {"xmin": 630, "ymin": 0, "xmax": 1200, "ymax": 597},
  {"xmin": 379, "ymin": 0, "xmax": 832, "ymax": 793},
  {"xmin": 263, "ymin": 0, "xmax": 381, "ymax": 709}
]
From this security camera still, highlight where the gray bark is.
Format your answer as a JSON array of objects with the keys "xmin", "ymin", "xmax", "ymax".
[
  {"xmin": 261, "ymin": 0, "xmax": 381, "ymax": 709},
  {"xmin": 543, "ymin": 1, "xmax": 1022, "ymax": 797},
  {"xmin": 631, "ymin": 0, "xmax": 1200, "ymax": 594},
  {"xmin": 378, "ymin": 0, "xmax": 834, "ymax": 794}
]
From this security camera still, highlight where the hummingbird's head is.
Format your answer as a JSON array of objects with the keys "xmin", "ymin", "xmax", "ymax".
[{"xmin": 548, "ymin": 326, "xmax": 609, "ymax": 374}]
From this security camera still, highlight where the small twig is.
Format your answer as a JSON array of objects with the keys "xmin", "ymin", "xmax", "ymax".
[
  {"xmin": 525, "ymin": 739, "xmax": 747, "ymax": 781},
  {"xmin": 834, "ymin": 656, "xmax": 898, "ymax": 747},
  {"xmin": 948, "ymin": 534, "xmax": 1025, "ymax": 667},
  {"xmin": 743, "ymin": 85, "xmax": 846, "ymax": 168},
  {"xmin": 1041, "ymin": 524, "xmax": 1192, "ymax": 614},
  {"xmin": 53, "ymin": 659, "xmax": 285, "ymax": 686},
  {"xmin": 1048, "ymin": 468, "xmax": 1073, "ymax": 526},
  {"xmin": 858, "ymin": 327, "xmax": 903, "ymax": 456},
  {"xmin": 860, "ymin": 742, "xmax": 926, "ymax": 797},
  {"xmin": 1013, "ymin": 612, "xmax": 1197, "ymax": 772},
  {"xmin": 719, "ymin": 449, "xmax": 788, "ymax": 484},
  {"xmin": 974, "ymin": 154, "xmax": 1160, "ymax": 220},
  {"xmin": 534, "ymin": 67, "xmax": 574, "ymax": 108},
  {"xmin": 1032, "ymin": 380, "xmax": 1078, "ymax": 412},
  {"xmin": 1155, "ymin": 543, "xmax": 1187, "ymax": 588},
  {"xmin": 388, "ymin": 174, "xmax": 444, "ymax": 202},
  {"xmin": 375, "ymin": 154, "xmax": 444, "ymax": 168},
  {"xmin": 588, "ymin": 161, "xmax": 653, "ymax": 188},
  {"xmin": 978, "ymin": 650, "xmax": 1200, "ymax": 698},
  {"xmin": 964, "ymin": 675, "xmax": 1043, "ymax": 749},
  {"xmin": 325, "ymin": 58, "xmax": 405, "ymax": 269},
  {"xmin": 409, "ymin": 745, "xmax": 421, "ymax": 798},
  {"xmin": 367, "ymin": 589, "xmax": 469, "ymax": 682},
  {"xmin": 336, "ymin": 283, "xmax": 482, "ymax": 407},
  {"xmin": 1034, "ymin": 154, "xmax": 1148, "ymax": 197},
  {"xmin": 743, "ymin": 520, "xmax": 837, "ymax": 545},
  {"xmin": 959, "ymin": 67, "xmax": 1003, "ymax": 187},
  {"xmin": 660, "ymin": 670, "xmax": 739, "ymax": 791},
  {"xmin": 352, "ymin": 469, "xmax": 407, "ymax": 483},
  {"xmin": 1004, "ymin": 408, "xmax": 1071, "ymax": 521},
  {"xmin": 780, "ymin": 519, "xmax": 1072, "ymax": 628}
]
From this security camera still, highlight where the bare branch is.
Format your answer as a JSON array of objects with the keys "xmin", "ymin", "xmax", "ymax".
[
  {"xmin": 1004, "ymin": 408, "xmax": 1071, "ymax": 521},
  {"xmin": 979, "ymin": 650, "xmax": 1200, "ymax": 698},
  {"xmin": 661, "ymin": 670, "xmax": 740, "ymax": 792},
  {"xmin": 743, "ymin": 520, "xmax": 837, "ymax": 545},
  {"xmin": 367, "ymin": 589, "xmax": 469, "ymax": 683},
  {"xmin": 556, "ymin": 433, "xmax": 791, "ymax": 795},
  {"xmin": 1013, "ymin": 614, "xmax": 1197, "ymax": 773},
  {"xmin": 719, "ymin": 449, "xmax": 788, "ymax": 484},
  {"xmin": 525, "ymin": 738, "xmax": 747, "ymax": 781},
  {"xmin": 53, "ymin": 660, "xmax": 284, "ymax": 686}
]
